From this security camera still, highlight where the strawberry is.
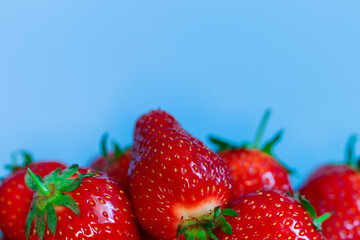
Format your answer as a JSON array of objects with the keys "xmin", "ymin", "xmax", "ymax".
[
  {"xmin": 25, "ymin": 165, "xmax": 140, "ymax": 240},
  {"xmin": 128, "ymin": 110, "xmax": 237, "ymax": 240},
  {"xmin": 90, "ymin": 133, "xmax": 132, "ymax": 189},
  {"xmin": 0, "ymin": 152, "xmax": 66, "ymax": 240},
  {"xmin": 299, "ymin": 136, "xmax": 360, "ymax": 239},
  {"xmin": 209, "ymin": 110, "xmax": 292, "ymax": 202},
  {"xmin": 216, "ymin": 189, "xmax": 329, "ymax": 240}
]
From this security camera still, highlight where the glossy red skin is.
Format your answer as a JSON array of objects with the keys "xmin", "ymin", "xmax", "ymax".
[
  {"xmin": 128, "ymin": 110, "xmax": 232, "ymax": 240},
  {"xmin": 299, "ymin": 164, "xmax": 360, "ymax": 239},
  {"xmin": 0, "ymin": 161, "xmax": 67, "ymax": 240},
  {"xmin": 90, "ymin": 150, "xmax": 132, "ymax": 189},
  {"xmin": 218, "ymin": 148, "xmax": 292, "ymax": 202},
  {"xmin": 216, "ymin": 189, "xmax": 326, "ymax": 240},
  {"xmin": 28, "ymin": 168, "xmax": 140, "ymax": 240}
]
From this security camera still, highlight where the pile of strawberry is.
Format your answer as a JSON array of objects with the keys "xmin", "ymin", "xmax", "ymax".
[{"xmin": 0, "ymin": 109, "xmax": 358, "ymax": 240}]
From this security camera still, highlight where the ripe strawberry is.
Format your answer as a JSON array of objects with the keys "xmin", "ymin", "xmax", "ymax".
[
  {"xmin": 299, "ymin": 136, "xmax": 360, "ymax": 239},
  {"xmin": 25, "ymin": 165, "xmax": 140, "ymax": 240},
  {"xmin": 209, "ymin": 110, "xmax": 292, "ymax": 202},
  {"xmin": 128, "ymin": 110, "xmax": 237, "ymax": 240},
  {"xmin": 0, "ymin": 152, "xmax": 66, "ymax": 240},
  {"xmin": 90, "ymin": 133, "xmax": 132, "ymax": 188},
  {"xmin": 216, "ymin": 189, "xmax": 329, "ymax": 240}
]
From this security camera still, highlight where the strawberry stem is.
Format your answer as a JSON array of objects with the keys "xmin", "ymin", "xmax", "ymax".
[
  {"xmin": 253, "ymin": 109, "xmax": 271, "ymax": 148},
  {"xmin": 27, "ymin": 168, "xmax": 51, "ymax": 197}
]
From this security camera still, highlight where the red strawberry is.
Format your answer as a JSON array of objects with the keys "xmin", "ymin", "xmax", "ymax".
[
  {"xmin": 25, "ymin": 165, "xmax": 140, "ymax": 240},
  {"xmin": 0, "ymin": 152, "xmax": 66, "ymax": 240},
  {"xmin": 216, "ymin": 189, "xmax": 329, "ymax": 240},
  {"xmin": 209, "ymin": 110, "xmax": 292, "ymax": 202},
  {"xmin": 90, "ymin": 133, "xmax": 132, "ymax": 188},
  {"xmin": 128, "ymin": 110, "xmax": 236, "ymax": 240},
  {"xmin": 299, "ymin": 136, "xmax": 360, "ymax": 239}
]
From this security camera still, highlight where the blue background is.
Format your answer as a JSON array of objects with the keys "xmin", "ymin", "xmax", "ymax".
[{"xmin": 1, "ymin": 1, "xmax": 360, "ymax": 188}]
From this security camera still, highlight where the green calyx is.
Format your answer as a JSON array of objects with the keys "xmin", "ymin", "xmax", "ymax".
[
  {"xmin": 292, "ymin": 192, "xmax": 331, "ymax": 231},
  {"xmin": 24, "ymin": 164, "xmax": 96, "ymax": 240},
  {"xmin": 100, "ymin": 133, "xmax": 129, "ymax": 165},
  {"xmin": 209, "ymin": 110, "xmax": 293, "ymax": 173},
  {"xmin": 209, "ymin": 109, "xmax": 283, "ymax": 155},
  {"xmin": 5, "ymin": 150, "xmax": 33, "ymax": 173},
  {"xmin": 344, "ymin": 135, "xmax": 360, "ymax": 169},
  {"xmin": 177, "ymin": 206, "xmax": 238, "ymax": 240}
]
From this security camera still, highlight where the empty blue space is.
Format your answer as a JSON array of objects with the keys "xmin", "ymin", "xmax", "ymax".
[{"xmin": 1, "ymin": 1, "xmax": 360, "ymax": 188}]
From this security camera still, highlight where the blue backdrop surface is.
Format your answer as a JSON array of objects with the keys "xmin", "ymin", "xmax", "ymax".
[{"xmin": 1, "ymin": 1, "xmax": 360, "ymax": 188}]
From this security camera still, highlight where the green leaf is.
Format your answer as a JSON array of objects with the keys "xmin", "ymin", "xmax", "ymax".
[
  {"xmin": 44, "ymin": 168, "xmax": 61, "ymax": 185},
  {"xmin": 345, "ymin": 135, "xmax": 357, "ymax": 166},
  {"xmin": 25, "ymin": 172, "xmax": 42, "ymax": 191},
  {"xmin": 194, "ymin": 229, "xmax": 206, "ymax": 240},
  {"xmin": 177, "ymin": 206, "xmax": 238, "ymax": 240},
  {"xmin": 53, "ymin": 194, "xmax": 80, "ymax": 216},
  {"xmin": 113, "ymin": 141, "xmax": 124, "ymax": 157},
  {"xmin": 208, "ymin": 135, "xmax": 238, "ymax": 151},
  {"xmin": 214, "ymin": 206, "xmax": 221, "ymax": 220},
  {"xmin": 100, "ymin": 133, "xmax": 109, "ymax": 158},
  {"xmin": 200, "ymin": 219, "xmax": 215, "ymax": 229},
  {"xmin": 253, "ymin": 109, "xmax": 271, "ymax": 148},
  {"xmin": 22, "ymin": 151, "xmax": 33, "ymax": 166},
  {"xmin": 26, "ymin": 169, "xmax": 50, "ymax": 196},
  {"xmin": 25, "ymin": 203, "xmax": 38, "ymax": 239},
  {"xmin": 240, "ymin": 141, "xmax": 252, "ymax": 149},
  {"xmin": 82, "ymin": 171, "xmax": 98, "ymax": 178},
  {"xmin": 46, "ymin": 204, "xmax": 57, "ymax": 235},
  {"xmin": 35, "ymin": 209, "xmax": 46, "ymax": 240},
  {"xmin": 176, "ymin": 225, "xmax": 182, "ymax": 239},
  {"xmin": 221, "ymin": 208, "xmax": 238, "ymax": 217},
  {"xmin": 300, "ymin": 195, "xmax": 317, "ymax": 219},
  {"xmin": 313, "ymin": 212, "xmax": 331, "ymax": 231},
  {"xmin": 59, "ymin": 164, "xmax": 79, "ymax": 180},
  {"xmin": 7, "ymin": 150, "xmax": 33, "ymax": 172},
  {"xmin": 207, "ymin": 230, "xmax": 219, "ymax": 240},
  {"xmin": 25, "ymin": 173, "xmax": 38, "ymax": 191},
  {"xmin": 180, "ymin": 225, "xmax": 189, "ymax": 238},
  {"xmin": 59, "ymin": 174, "xmax": 83, "ymax": 192},
  {"xmin": 262, "ymin": 130, "xmax": 283, "ymax": 155},
  {"xmin": 218, "ymin": 216, "xmax": 232, "ymax": 235}
]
